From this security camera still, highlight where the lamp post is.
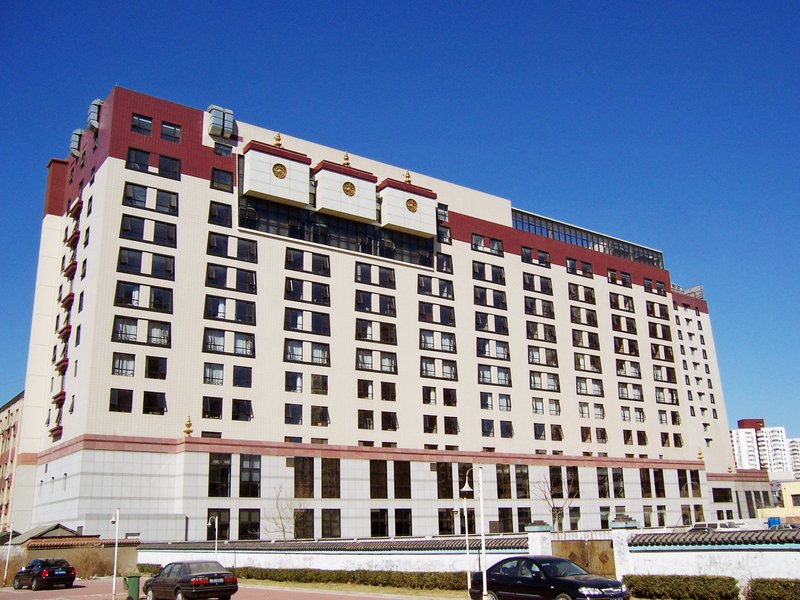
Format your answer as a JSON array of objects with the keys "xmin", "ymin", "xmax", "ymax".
[
  {"xmin": 111, "ymin": 509, "xmax": 120, "ymax": 600},
  {"xmin": 3, "ymin": 522, "xmax": 12, "ymax": 588},
  {"xmin": 207, "ymin": 516, "xmax": 218, "ymax": 561},
  {"xmin": 477, "ymin": 465, "xmax": 487, "ymax": 600},
  {"xmin": 459, "ymin": 482, "xmax": 471, "ymax": 592}
]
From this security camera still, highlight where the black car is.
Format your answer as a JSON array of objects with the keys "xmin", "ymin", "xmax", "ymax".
[
  {"xmin": 13, "ymin": 558, "xmax": 76, "ymax": 590},
  {"xmin": 469, "ymin": 555, "xmax": 630, "ymax": 600},
  {"xmin": 143, "ymin": 560, "xmax": 238, "ymax": 600}
]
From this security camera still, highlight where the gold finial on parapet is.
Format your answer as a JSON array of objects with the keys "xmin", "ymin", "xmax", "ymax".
[
  {"xmin": 697, "ymin": 449, "xmax": 704, "ymax": 462},
  {"xmin": 404, "ymin": 170, "xmax": 412, "ymax": 184},
  {"xmin": 727, "ymin": 464, "xmax": 733, "ymax": 473},
  {"xmin": 343, "ymin": 152, "xmax": 350, "ymax": 167},
  {"xmin": 184, "ymin": 416, "xmax": 193, "ymax": 437},
  {"xmin": 273, "ymin": 133, "xmax": 282, "ymax": 148}
]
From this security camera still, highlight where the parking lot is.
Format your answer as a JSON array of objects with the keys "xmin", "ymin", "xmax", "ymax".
[{"xmin": 0, "ymin": 578, "xmax": 457, "ymax": 600}]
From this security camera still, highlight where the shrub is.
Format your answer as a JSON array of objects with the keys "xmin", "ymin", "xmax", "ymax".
[
  {"xmin": 622, "ymin": 574, "xmax": 739, "ymax": 600},
  {"xmin": 136, "ymin": 564, "xmax": 162, "ymax": 575},
  {"xmin": 745, "ymin": 578, "xmax": 800, "ymax": 600},
  {"xmin": 230, "ymin": 567, "xmax": 464, "ymax": 590},
  {"xmin": 71, "ymin": 548, "xmax": 113, "ymax": 578}
]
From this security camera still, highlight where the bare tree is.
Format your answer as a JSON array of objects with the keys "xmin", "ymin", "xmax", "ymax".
[
  {"xmin": 262, "ymin": 485, "xmax": 308, "ymax": 540},
  {"xmin": 531, "ymin": 479, "xmax": 579, "ymax": 532}
]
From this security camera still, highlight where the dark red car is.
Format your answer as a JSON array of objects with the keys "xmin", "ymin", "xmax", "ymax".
[
  {"xmin": 143, "ymin": 560, "xmax": 238, "ymax": 600},
  {"xmin": 13, "ymin": 558, "xmax": 76, "ymax": 590}
]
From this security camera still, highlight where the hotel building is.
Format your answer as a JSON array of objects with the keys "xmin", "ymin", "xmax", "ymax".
[{"xmin": 12, "ymin": 88, "xmax": 770, "ymax": 541}]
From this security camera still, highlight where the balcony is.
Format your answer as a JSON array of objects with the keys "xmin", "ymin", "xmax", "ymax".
[
  {"xmin": 54, "ymin": 357, "xmax": 69, "ymax": 373},
  {"xmin": 63, "ymin": 259, "xmax": 77, "ymax": 279},
  {"xmin": 57, "ymin": 323, "xmax": 72, "ymax": 340},
  {"xmin": 51, "ymin": 391, "xmax": 66, "ymax": 406},
  {"xmin": 66, "ymin": 227, "xmax": 80, "ymax": 248},
  {"xmin": 60, "ymin": 292, "xmax": 74, "ymax": 309},
  {"xmin": 68, "ymin": 200, "xmax": 83, "ymax": 219}
]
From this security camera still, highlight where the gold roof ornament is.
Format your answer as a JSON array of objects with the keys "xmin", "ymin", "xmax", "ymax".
[
  {"xmin": 697, "ymin": 449, "xmax": 704, "ymax": 462},
  {"xmin": 343, "ymin": 152, "xmax": 350, "ymax": 167},
  {"xmin": 273, "ymin": 133, "xmax": 282, "ymax": 148},
  {"xmin": 727, "ymin": 464, "xmax": 733, "ymax": 473},
  {"xmin": 404, "ymin": 170, "xmax": 412, "ymax": 184},
  {"xmin": 184, "ymin": 416, "xmax": 193, "ymax": 437}
]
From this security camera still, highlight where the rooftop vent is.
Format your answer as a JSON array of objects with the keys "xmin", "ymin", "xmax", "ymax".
[
  {"xmin": 69, "ymin": 130, "xmax": 82, "ymax": 157},
  {"xmin": 87, "ymin": 98, "xmax": 103, "ymax": 131}
]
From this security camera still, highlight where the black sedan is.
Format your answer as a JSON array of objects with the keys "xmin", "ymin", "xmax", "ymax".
[
  {"xmin": 13, "ymin": 558, "xmax": 76, "ymax": 590},
  {"xmin": 143, "ymin": 560, "xmax": 238, "ymax": 600},
  {"xmin": 469, "ymin": 555, "xmax": 630, "ymax": 600}
]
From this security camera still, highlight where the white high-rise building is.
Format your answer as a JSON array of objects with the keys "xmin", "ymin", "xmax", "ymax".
[
  {"xmin": 730, "ymin": 428, "xmax": 761, "ymax": 470},
  {"xmin": 789, "ymin": 439, "xmax": 800, "ymax": 480},
  {"xmin": 9, "ymin": 88, "xmax": 772, "ymax": 541}
]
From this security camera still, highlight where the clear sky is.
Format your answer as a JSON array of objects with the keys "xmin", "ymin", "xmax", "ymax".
[{"xmin": 0, "ymin": 2, "xmax": 798, "ymax": 435}]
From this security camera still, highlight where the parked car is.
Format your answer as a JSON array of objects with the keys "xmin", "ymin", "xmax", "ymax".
[
  {"xmin": 143, "ymin": 560, "xmax": 238, "ymax": 600},
  {"xmin": 469, "ymin": 555, "xmax": 630, "ymax": 600},
  {"xmin": 12, "ymin": 558, "xmax": 76, "ymax": 590},
  {"xmin": 769, "ymin": 523, "xmax": 800, "ymax": 530}
]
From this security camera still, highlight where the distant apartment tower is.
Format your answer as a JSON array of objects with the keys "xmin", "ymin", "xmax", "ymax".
[
  {"xmin": 11, "ymin": 87, "xmax": 771, "ymax": 541},
  {"xmin": 732, "ymin": 419, "xmax": 792, "ymax": 474},
  {"xmin": 789, "ymin": 439, "xmax": 800, "ymax": 480}
]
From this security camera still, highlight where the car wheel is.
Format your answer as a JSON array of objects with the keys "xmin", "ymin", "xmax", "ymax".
[
  {"xmin": 175, "ymin": 590, "xmax": 185, "ymax": 600},
  {"xmin": 487, "ymin": 592, "xmax": 499, "ymax": 600},
  {"xmin": 554, "ymin": 594, "xmax": 573, "ymax": 600},
  {"xmin": 219, "ymin": 596, "xmax": 231, "ymax": 600},
  {"xmin": 65, "ymin": 581, "xmax": 74, "ymax": 588},
  {"xmin": 146, "ymin": 588, "xmax": 156, "ymax": 600},
  {"xmin": 31, "ymin": 577, "xmax": 43, "ymax": 591},
  {"xmin": 12, "ymin": 577, "xmax": 21, "ymax": 590}
]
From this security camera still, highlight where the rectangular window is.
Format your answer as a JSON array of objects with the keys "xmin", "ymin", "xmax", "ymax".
[
  {"xmin": 370, "ymin": 460, "xmax": 388, "ymax": 499},
  {"xmin": 161, "ymin": 122, "xmax": 181, "ymax": 143},
  {"xmin": 394, "ymin": 461, "xmax": 411, "ymax": 499},
  {"xmin": 202, "ymin": 396, "xmax": 223, "ymax": 419},
  {"xmin": 145, "ymin": 356, "xmax": 167, "ymax": 379},
  {"xmin": 207, "ymin": 509, "xmax": 230, "ymax": 541},
  {"xmin": 208, "ymin": 453, "xmax": 232, "ymax": 497},
  {"xmin": 158, "ymin": 155, "xmax": 181, "ymax": 180},
  {"xmin": 294, "ymin": 456, "xmax": 314, "ymax": 498},
  {"xmin": 112, "ymin": 353, "xmax": 135, "ymax": 377},
  {"xmin": 232, "ymin": 399, "xmax": 253, "ymax": 421},
  {"xmin": 321, "ymin": 509, "xmax": 341, "ymax": 538},
  {"xmin": 131, "ymin": 114, "xmax": 152, "ymax": 135},
  {"xmin": 109, "ymin": 388, "xmax": 133, "ymax": 412},
  {"xmin": 496, "ymin": 464, "xmax": 511, "ymax": 499},
  {"xmin": 239, "ymin": 454, "xmax": 261, "ymax": 498},
  {"xmin": 211, "ymin": 168, "xmax": 234, "ymax": 192},
  {"xmin": 238, "ymin": 508, "xmax": 259, "ymax": 540},
  {"xmin": 322, "ymin": 458, "xmax": 340, "ymax": 498},
  {"xmin": 142, "ymin": 391, "xmax": 166, "ymax": 415},
  {"xmin": 209, "ymin": 202, "xmax": 232, "ymax": 227},
  {"xmin": 294, "ymin": 508, "xmax": 314, "ymax": 539}
]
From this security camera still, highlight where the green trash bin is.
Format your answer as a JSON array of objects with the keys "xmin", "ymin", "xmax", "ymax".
[{"xmin": 123, "ymin": 574, "xmax": 141, "ymax": 600}]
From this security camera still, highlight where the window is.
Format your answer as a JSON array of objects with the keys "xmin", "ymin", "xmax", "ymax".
[
  {"xmin": 481, "ymin": 419, "xmax": 495, "ymax": 437},
  {"xmin": 142, "ymin": 391, "xmax": 166, "ymax": 415},
  {"xmin": 370, "ymin": 460, "xmax": 388, "ymax": 499},
  {"xmin": 112, "ymin": 352, "xmax": 135, "ymax": 376},
  {"xmin": 150, "ymin": 286, "xmax": 173, "ymax": 312},
  {"xmin": 208, "ymin": 453, "xmax": 231, "ymax": 497},
  {"xmin": 311, "ymin": 406, "xmax": 330, "ymax": 427},
  {"xmin": 145, "ymin": 356, "xmax": 167, "ymax": 379},
  {"xmin": 204, "ymin": 363, "xmax": 223, "ymax": 386},
  {"xmin": 155, "ymin": 189, "xmax": 178, "ymax": 215},
  {"xmin": 161, "ymin": 122, "xmax": 181, "ymax": 143},
  {"xmin": 232, "ymin": 399, "xmax": 253, "ymax": 421},
  {"xmin": 118, "ymin": 248, "xmax": 142, "ymax": 274},
  {"xmin": 233, "ymin": 366, "xmax": 252, "ymax": 387},
  {"xmin": 151, "ymin": 254, "xmax": 175, "ymax": 280},
  {"xmin": 238, "ymin": 509, "xmax": 259, "ymax": 540},
  {"xmin": 209, "ymin": 202, "xmax": 232, "ymax": 227},
  {"xmin": 109, "ymin": 388, "xmax": 133, "ymax": 412},
  {"xmin": 202, "ymin": 396, "xmax": 223, "ymax": 419},
  {"xmin": 285, "ymin": 403, "xmax": 302, "ymax": 425},
  {"xmin": 158, "ymin": 155, "xmax": 181, "ymax": 180},
  {"xmin": 148, "ymin": 321, "xmax": 170, "ymax": 346},
  {"xmin": 131, "ymin": 114, "xmax": 152, "ymax": 135},
  {"xmin": 211, "ymin": 168, "xmax": 234, "ymax": 192},
  {"xmin": 112, "ymin": 316, "xmax": 137, "ymax": 342}
]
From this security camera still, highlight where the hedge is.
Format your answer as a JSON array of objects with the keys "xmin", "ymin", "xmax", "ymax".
[
  {"xmin": 745, "ymin": 578, "xmax": 800, "ymax": 600},
  {"xmin": 622, "ymin": 574, "xmax": 739, "ymax": 600},
  {"xmin": 229, "ymin": 567, "xmax": 465, "ymax": 590}
]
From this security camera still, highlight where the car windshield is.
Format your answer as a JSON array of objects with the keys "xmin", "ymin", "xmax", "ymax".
[
  {"xmin": 539, "ymin": 558, "xmax": 588, "ymax": 577},
  {"xmin": 43, "ymin": 559, "xmax": 70, "ymax": 567},
  {"xmin": 187, "ymin": 561, "xmax": 225, "ymax": 574}
]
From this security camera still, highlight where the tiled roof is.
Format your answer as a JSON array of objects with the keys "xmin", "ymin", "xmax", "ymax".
[
  {"xmin": 142, "ymin": 535, "xmax": 529, "ymax": 553},
  {"xmin": 630, "ymin": 529, "xmax": 800, "ymax": 547},
  {"xmin": 26, "ymin": 536, "xmax": 140, "ymax": 550}
]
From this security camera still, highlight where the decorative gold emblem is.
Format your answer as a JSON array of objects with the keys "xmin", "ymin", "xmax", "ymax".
[
  {"xmin": 342, "ymin": 181, "xmax": 356, "ymax": 196},
  {"xmin": 272, "ymin": 163, "xmax": 287, "ymax": 179},
  {"xmin": 406, "ymin": 198, "xmax": 418, "ymax": 213}
]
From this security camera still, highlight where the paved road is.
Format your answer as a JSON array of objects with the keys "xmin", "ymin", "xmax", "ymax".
[{"xmin": 0, "ymin": 578, "xmax": 461, "ymax": 600}]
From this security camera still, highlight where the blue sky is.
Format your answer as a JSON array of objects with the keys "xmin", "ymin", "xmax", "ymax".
[{"xmin": 1, "ymin": 2, "xmax": 798, "ymax": 435}]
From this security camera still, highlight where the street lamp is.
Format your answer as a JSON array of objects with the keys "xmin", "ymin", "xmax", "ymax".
[
  {"xmin": 461, "ymin": 466, "xmax": 488, "ymax": 600},
  {"xmin": 110, "ymin": 509, "xmax": 120, "ymax": 600},
  {"xmin": 2, "ymin": 522, "xmax": 12, "ymax": 588},
  {"xmin": 459, "ymin": 481, "xmax": 472, "ymax": 591},
  {"xmin": 207, "ymin": 516, "xmax": 218, "ymax": 561}
]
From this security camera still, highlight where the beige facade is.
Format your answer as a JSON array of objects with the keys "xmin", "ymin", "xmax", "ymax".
[{"xmin": 13, "ymin": 88, "xmax": 769, "ymax": 541}]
